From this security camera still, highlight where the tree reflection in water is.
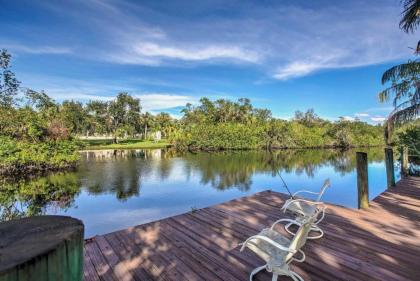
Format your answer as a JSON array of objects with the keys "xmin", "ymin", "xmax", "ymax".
[
  {"xmin": 0, "ymin": 148, "xmax": 385, "ymax": 221},
  {"xmin": 0, "ymin": 172, "xmax": 80, "ymax": 221},
  {"xmin": 78, "ymin": 149, "xmax": 168, "ymax": 200},
  {"xmin": 180, "ymin": 148, "xmax": 384, "ymax": 191}
]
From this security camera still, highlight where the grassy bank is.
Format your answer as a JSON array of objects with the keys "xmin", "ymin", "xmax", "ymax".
[{"xmin": 80, "ymin": 139, "xmax": 171, "ymax": 150}]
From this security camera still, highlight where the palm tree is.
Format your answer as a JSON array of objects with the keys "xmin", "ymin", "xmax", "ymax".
[
  {"xmin": 379, "ymin": 60, "xmax": 419, "ymax": 142},
  {"xmin": 141, "ymin": 112, "xmax": 155, "ymax": 140},
  {"xmin": 379, "ymin": 0, "xmax": 420, "ymax": 143},
  {"xmin": 399, "ymin": 0, "xmax": 420, "ymax": 34}
]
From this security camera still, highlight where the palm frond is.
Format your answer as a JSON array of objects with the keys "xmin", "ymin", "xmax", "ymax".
[
  {"xmin": 385, "ymin": 102, "xmax": 419, "ymax": 144},
  {"xmin": 388, "ymin": 101, "xmax": 420, "ymax": 125},
  {"xmin": 378, "ymin": 80, "xmax": 411, "ymax": 104},
  {"xmin": 399, "ymin": 0, "xmax": 420, "ymax": 33},
  {"xmin": 381, "ymin": 60, "xmax": 420, "ymax": 84}
]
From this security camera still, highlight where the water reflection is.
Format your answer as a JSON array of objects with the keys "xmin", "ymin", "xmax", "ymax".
[
  {"xmin": 0, "ymin": 148, "xmax": 388, "ymax": 235},
  {"xmin": 0, "ymin": 173, "xmax": 80, "ymax": 221},
  {"xmin": 179, "ymin": 149, "xmax": 384, "ymax": 190},
  {"xmin": 79, "ymin": 149, "xmax": 170, "ymax": 200}
]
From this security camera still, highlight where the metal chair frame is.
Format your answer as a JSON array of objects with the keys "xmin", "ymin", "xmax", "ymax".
[{"xmin": 280, "ymin": 179, "xmax": 331, "ymax": 239}]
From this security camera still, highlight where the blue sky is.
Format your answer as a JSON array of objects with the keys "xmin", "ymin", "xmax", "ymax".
[{"xmin": 0, "ymin": 0, "xmax": 417, "ymax": 122}]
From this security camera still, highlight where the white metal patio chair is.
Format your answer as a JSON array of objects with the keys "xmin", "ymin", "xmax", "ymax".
[
  {"xmin": 239, "ymin": 216, "xmax": 315, "ymax": 281},
  {"xmin": 280, "ymin": 179, "xmax": 331, "ymax": 239}
]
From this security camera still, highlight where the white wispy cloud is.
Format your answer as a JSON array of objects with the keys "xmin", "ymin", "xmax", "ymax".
[
  {"xmin": 342, "ymin": 116, "xmax": 355, "ymax": 121},
  {"xmin": 108, "ymin": 43, "xmax": 259, "ymax": 65},
  {"xmin": 355, "ymin": 112, "xmax": 370, "ymax": 117},
  {"xmin": 371, "ymin": 116, "xmax": 386, "ymax": 122},
  {"xmin": 365, "ymin": 106, "xmax": 394, "ymax": 112},
  {"xmin": 353, "ymin": 109, "xmax": 390, "ymax": 123},
  {"xmin": 48, "ymin": 90, "xmax": 195, "ymax": 112},
  {"xmin": 2, "ymin": 43, "xmax": 73, "ymax": 55},
  {"xmin": 274, "ymin": 62, "xmax": 322, "ymax": 80},
  {"xmin": 19, "ymin": 73, "xmax": 196, "ymax": 113},
  {"xmin": 48, "ymin": 91, "xmax": 115, "ymax": 102},
  {"xmin": 134, "ymin": 93, "xmax": 197, "ymax": 111},
  {"xmin": 131, "ymin": 43, "xmax": 260, "ymax": 63}
]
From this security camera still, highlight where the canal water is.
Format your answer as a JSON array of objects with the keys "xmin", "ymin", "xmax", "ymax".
[{"xmin": 0, "ymin": 148, "xmax": 398, "ymax": 237}]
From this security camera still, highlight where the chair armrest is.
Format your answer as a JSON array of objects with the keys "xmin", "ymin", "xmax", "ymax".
[
  {"xmin": 283, "ymin": 198, "xmax": 324, "ymax": 211},
  {"xmin": 240, "ymin": 234, "xmax": 295, "ymax": 254},
  {"xmin": 314, "ymin": 206, "xmax": 327, "ymax": 224},
  {"xmin": 292, "ymin": 190, "xmax": 319, "ymax": 197}
]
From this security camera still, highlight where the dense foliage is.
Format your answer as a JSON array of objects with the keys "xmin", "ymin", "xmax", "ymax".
[
  {"xmin": 394, "ymin": 121, "xmax": 420, "ymax": 156},
  {"xmin": 171, "ymin": 98, "xmax": 384, "ymax": 151},
  {"xmin": 24, "ymin": 93, "xmax": 176, "ymax": 142},
  {"xmin": 0, "ymin": 50, "xmax": 80, "ymax": 175},
  {"xmin": 0, "ymin": 137, "xmax": 79, "ymax": 174}
]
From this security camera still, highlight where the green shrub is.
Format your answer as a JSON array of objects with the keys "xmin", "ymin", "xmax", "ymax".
[
  {"xmin": 0, "ymin": 136, "xmax": 79, "ymax": 175},
  {"xmin": 395, "ymin": 123, "xmax": 420, "ymax": 155},
  {"xmin": 173, "ymin": 123, "xmax": 263, "ymax": 151},
  {"xmin": 171, "ymin": 120, "xmax": 384, "ymax": 151}
]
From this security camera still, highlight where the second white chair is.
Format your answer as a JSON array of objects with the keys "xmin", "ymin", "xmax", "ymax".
[{"xmin": 280, "ymin": 179, "xmax": 331, "ymax": 239}]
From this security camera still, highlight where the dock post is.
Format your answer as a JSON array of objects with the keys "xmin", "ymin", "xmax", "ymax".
[
  {"xmin": 356, "ymin": 152, "xmax": 369, "ymax": 209},
  {"xmin": 0, "ymin": 216, "xmax": 84, "ymax": 281},
  {"xmin": 385, "ymin": 148, "xmax": 396, "ymax": 187},
  {"xmin": 401, "ymin": 146, "xmax": 409, "ymax": 177}
]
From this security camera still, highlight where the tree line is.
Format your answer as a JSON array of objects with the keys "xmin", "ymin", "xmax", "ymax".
[
  {"xmin": 1, "ymin": 48, "xmax": 386, "ymax": 175},
  {"xmin": 171, "ymin": 98, "xmax": 384, "ymax": 151},
  {"xmin": 21, "ymin": 91, "xmax": 175, "ymax": 143}
]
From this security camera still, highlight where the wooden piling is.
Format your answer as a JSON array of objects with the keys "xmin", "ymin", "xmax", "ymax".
[
  {"xmin": 0, "ymin": 216, "xmax": 84, "ymax": 281},
  {"xmin": 401, "ymin": 146, "xmax": 409, "ymax": 177},
  {"xmin": 356, "ymin": 152, "xmax": 369, "ymax": 209},
  {"xmin": 385, "ymin": 147, "xmax": 396, "ymax": 187}
]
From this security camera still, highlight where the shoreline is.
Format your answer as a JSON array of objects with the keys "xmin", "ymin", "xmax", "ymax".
[
  {"xmin": 1, "ymin": 145, "xmax": 385, "ymax": 179},
  {"xmin": 0, "ymin": 163, "xmax": 77, "ymax": 178},
  {"xmin": 79, "ymin": 139, "xmax": 171, "ymax": 151},
  {"xmin": 78, "ymin": 144, "xmax": 384, "ymax": 152}
]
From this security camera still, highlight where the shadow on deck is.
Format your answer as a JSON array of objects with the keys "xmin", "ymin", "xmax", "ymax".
[{"xmin": 83, "ymin": 176, "xmax": 420, "ymax": 281}]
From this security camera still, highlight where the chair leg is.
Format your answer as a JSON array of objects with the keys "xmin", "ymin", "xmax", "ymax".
[
  {"xmin": 307, "ymin": 225, "xmax": 324, "ymax": 240},
  {"xmin": 284, "ymin": 222, "xmax": 295, "ymax": 236},
  {"xmin": 272, "ymin": 265, "xmax": 304, "ymax": 281},
  {"xmin": 290, "ymin": 271, "xmax": 304, "ymax": 281},
  {"xmin": 249, "ymin": 265, "xmax": 267, "ymax": 281}
]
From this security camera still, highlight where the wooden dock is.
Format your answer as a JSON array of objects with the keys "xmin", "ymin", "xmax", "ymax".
[{"xmin": 83, "ymin": 176, "xmax": 420, "ymax": 281}]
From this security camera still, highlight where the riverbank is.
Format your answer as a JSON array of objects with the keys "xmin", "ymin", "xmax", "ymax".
[
  {"xmin": 0, "ymin": 137, "xmax": 80, "ymax": 176},
  {"xmin": 80, "ymin": 139, "xmax": 171, "ymax": 150}
]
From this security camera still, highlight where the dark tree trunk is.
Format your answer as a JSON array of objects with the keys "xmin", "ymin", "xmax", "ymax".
[{"xmin": 144, "ymin": 124, "xmax": 148, "ymax": 140}]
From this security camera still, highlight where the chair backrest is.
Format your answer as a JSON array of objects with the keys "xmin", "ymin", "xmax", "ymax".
[
  {"xmin": 316, "ymin": 178, "xmax": 331, "ymax": 202},
  {"xmin": 285, "ymin": 215, "xmax": 316, "ymax": 261}
]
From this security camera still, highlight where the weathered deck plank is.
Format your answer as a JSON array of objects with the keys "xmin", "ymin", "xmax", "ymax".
[{"xmin": 84, "ymin": 176, "xmax": 420, "ymax": 281}]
